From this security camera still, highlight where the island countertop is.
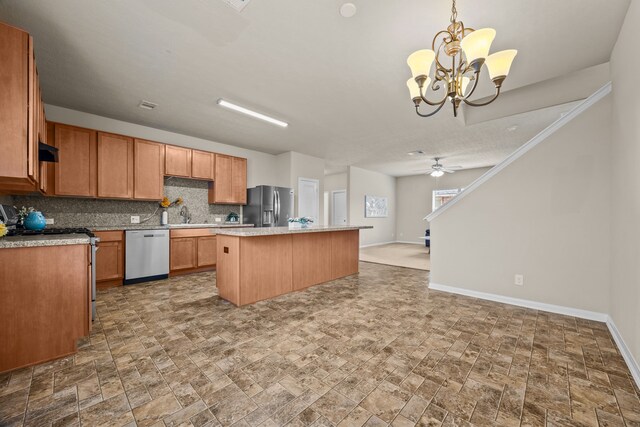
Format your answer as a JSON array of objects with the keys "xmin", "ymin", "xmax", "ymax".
[{"xmin": 215, "ymin": 225, "xmax": 372, "ymax": 237}]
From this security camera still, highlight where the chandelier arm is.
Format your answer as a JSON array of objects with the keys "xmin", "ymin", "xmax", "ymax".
[
  {"xmin": 462, "ymin": 86, "xmax": 502, "ymax": 107},
  {"xmin": 432, "ymin": 34, "xmax": 454, "ymax": 73},
  {"xmin": 460, "ymin": 71, "xmax": 481, "ymax": 100},
  {"xmin": 419, "ymin": 78, "xmax": 449, "ymax": 106},
  {"xmin": 415, "ymin": 101, "xmax": 447, "ymax": 118}
]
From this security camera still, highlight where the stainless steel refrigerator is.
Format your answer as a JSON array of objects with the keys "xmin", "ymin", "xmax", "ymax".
[{"xmin": 243, "ymin": 186, "xmax": 294, "ymax": 227}]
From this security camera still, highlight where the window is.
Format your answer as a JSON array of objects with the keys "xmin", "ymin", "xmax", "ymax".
[{"xmin": 432, "ymin": 188, "xmax": 463, "ymax": 211}]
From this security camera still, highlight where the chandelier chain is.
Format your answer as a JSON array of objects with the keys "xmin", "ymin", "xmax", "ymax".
[{"xmin": 450, "ymin": 0, "xmax": 457, "ymax": 24}]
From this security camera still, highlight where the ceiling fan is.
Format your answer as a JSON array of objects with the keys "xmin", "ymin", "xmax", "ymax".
[{"xmin": 420, "ymin": 157, "xmax": 462, "ymax": 177}]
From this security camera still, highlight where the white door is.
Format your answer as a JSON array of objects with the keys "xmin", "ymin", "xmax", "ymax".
[
  {"xmin": 323, "ymin": 191, "xmax": 330, "ymax": 226},
  {"xmin": 332, "ymin": 190, "xmax": 347, "ymax": 226},
  {"xmin": 298, "ymin": 178, "xmax": 320, "ymax": 223}
]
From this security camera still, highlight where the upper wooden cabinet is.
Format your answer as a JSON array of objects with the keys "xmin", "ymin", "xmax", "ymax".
[
  {"xmin": 0, "ymin": 23, "xmax": 43, "ymax": 193},
  {"xmin": 165, "ymin": 145, "xmax": 192, "ymax": 177},
  {"xmin": 231, "ymin": 157, "xmax": 247, "ymax": 204},
  {"xmin": 134, "ymin": 139, "xmax": 164, "ymax": 200},
  {"xmin": 54, "ymin": 123, "xmax": 97, "ymax": 197},
  {"xmin": 97, "ymin": 132, "xmax": 133, "ymax": 199},
  {"xmin": 209, "ymin": 154, "xmax": 247, "ymax": 204},
  {"xmin": 191, "ymin": 150, "xmax": 215, "ymax": 180}
]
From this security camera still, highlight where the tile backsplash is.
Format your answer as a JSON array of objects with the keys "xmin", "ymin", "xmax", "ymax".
[{"xmin": 9, "ymin": 178, "xmax": 241, "ymax": 228}]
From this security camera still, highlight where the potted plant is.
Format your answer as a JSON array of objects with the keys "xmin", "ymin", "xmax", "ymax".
[{"xmin": 288, "ymin": 217, "xmax": 314, "ymax": 229}]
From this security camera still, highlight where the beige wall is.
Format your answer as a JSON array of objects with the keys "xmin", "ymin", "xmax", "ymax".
[
  {"xmin": 45, "ymin": 105, "xmax": 283, "ymax": 188},
  {"xmin": 348, "ymin": 166, "xmax": 396, "ymax": 246},
  {"xmin": 396, "ymin": 168, "xmax": 490, "ymax": 244},
  {"xmin": 430, "ymin": 95, "xmax": 612, "ymax": 314},
  {"xmin": 610, "ymin": 0, "xmax": 640, "ymax": 365}
]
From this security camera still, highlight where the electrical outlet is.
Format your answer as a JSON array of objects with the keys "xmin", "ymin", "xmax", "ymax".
[
  {"xmin": 130, "ymin": 215, "xmax": 140, "ymax": 224},
  {"xmin": 514, "ymin": 274, "xmax": 524, "ymax": 286},
  {"xmin": 45, "ymin": 218, "xmax": 54, "ymax": 225},
  {"xmin": 215, "ymin": 217, "xmax": 222, "ymax": 223}
]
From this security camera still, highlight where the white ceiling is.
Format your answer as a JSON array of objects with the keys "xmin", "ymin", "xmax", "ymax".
[{"xmin": 0, "ymin": 0, "xmax": 630, "ymax": 176}]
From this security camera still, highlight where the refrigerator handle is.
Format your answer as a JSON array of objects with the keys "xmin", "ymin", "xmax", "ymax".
[
  {"xmin": 275, "ymin": 190, "xmax": 280, "ymax": 224},
  {"xmin": 273, "ymin": 191, "xmax": 277, "ymax": 224}
]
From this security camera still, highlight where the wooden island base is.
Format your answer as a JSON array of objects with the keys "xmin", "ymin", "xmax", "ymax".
[{"xmin": 216, "ymin": 230, "xmax": 360, "ymax": 306}]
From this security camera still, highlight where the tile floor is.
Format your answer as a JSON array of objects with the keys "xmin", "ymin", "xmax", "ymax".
[{"xmin": 1, "ymin": 263, "xmax": 639, "ymax": 426}]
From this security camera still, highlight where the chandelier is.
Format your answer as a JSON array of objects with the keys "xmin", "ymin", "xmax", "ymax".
[{"xmin": 406, "ymin": 0, "xmax": 517, "ymax": 117}]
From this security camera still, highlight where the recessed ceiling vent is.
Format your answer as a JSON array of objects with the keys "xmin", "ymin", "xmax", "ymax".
[
  {"xmin": 138, "ymin": 100, "xmax": 158, "ymax": 110},
  {"xmin": 221, "ymin": 0, "xmax": 251, "ymax": 12}
]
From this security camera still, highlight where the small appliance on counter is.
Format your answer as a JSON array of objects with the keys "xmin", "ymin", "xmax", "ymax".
[
  {"xmin": 124, "ymin": 229, "xmax": 169, "ymax": 285},
  {"xmin": 243, "ymin": 186, "xmax": 294, "ymax": 227},
  {"xmin": 0, "ymin": 204, "xmax": 19, "ymax": 231},
  {"xmin": 225, "ymin": 212, "xmax": 240, "ymax": 223}
]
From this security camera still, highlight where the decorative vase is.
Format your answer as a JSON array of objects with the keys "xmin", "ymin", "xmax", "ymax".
[{"xmin": 24, "ymin": 211, "xmax": 46, "ymax": 231}]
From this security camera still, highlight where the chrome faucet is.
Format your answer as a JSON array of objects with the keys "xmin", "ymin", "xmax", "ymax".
[{"xmin": 179, "ymin": 205, "xmax": 191, "ymax": 224}]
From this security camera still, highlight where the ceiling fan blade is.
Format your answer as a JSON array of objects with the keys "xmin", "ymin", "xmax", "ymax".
[
  {"xmin": 442, "ymin": 169, "xmax": 456, "ymax": 173},
  {"xmin": 448, "ymin": 166, "xmax": 463, "ymax": 169}
]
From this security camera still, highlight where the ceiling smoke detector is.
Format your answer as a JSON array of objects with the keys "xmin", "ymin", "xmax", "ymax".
[
  {"xmin": 340, "ymin": 3, "xmax": 357, "ymax": 18},
  {"xmin": 222, "ymin": 0, "xmax": 251, "ymax": 12},
  {"xmin": 138, "ymin": 100, "xmax": 158, "ymax": 110}
]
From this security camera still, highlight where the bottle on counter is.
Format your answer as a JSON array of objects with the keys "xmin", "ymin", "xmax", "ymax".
[{"xmin": 161, "ymin": 209, "xmax": 168, "ymax": 226}]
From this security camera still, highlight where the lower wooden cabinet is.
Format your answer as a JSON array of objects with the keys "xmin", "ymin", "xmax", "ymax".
[
  {"xmin": 170, "ymin": 237, "xmax": 197, "ymax": 271},
  {"xmin": 197, "ymin": 236, "xmax": 217, "ymax": 267},
  {"xmin": 170, "ymin": 229, "xmax": 217, "ymax": 275},
  {"xmin": 94, "ymin": 231, "xmax": 124, "ymax": 288}
]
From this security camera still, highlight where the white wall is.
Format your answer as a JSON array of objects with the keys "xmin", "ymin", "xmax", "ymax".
[
  {"xmin": 430, "ymin": 95, "xmax": 612, "ymax": 314},
  {"xmin": 348, "ymin": 166, "xmax": 396, "ymax": 247},
  {"xmin": 45, "ymin": 104, "xmax": 284, "ymax": 188},
  {"xmin": 396, "ymin": 168, "xmax": 490, "ymax": 244},
  {"xmin": 325, "ymin": 173, "xmax": 347, "ymax": 226},
  {"xmin": 610, "ymin": 0, "xmax": 640, "ymax": 368}
]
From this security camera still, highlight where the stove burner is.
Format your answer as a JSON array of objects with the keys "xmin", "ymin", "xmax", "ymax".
[{"xmin": 7, "ymin": 227, "xmax": 95, "ymax": 238}]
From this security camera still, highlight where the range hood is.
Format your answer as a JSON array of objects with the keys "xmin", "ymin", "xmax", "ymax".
[{"xmin": 39, "ymin": 142, "xmax": 58, "ymax": 163}]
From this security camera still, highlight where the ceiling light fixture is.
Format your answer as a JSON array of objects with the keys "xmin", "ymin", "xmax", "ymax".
[
  {"xmin": 406, "ymin": 0, "xmax": 517, "ymax": 118},
  {"xmin": 431, "ymin": 170, "xmax": 445, "ymax": 178},
  {"xmin": 217, "ymin": 99, "xmax": 288, "ymax": 128},
  {"xmin": 340, "ymin": 3, "xmax": 357, "ymax": 18}
]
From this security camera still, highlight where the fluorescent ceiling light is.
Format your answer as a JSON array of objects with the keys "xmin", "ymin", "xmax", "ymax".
[{"xmin": 217, "ymin": 99, "xmax": 288, "ymax": 128}]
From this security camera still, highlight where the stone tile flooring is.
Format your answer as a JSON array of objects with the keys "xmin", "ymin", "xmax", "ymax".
[{"xmin": 1, "ymin": 262, "xmax": 640, "ymax": 426}]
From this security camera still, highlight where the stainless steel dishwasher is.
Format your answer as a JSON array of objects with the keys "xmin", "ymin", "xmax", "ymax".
[{"xmin": 124, "ymin": 229, "xmax": 170, "ymax": 284}]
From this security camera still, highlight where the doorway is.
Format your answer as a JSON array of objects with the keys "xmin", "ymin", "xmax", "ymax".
[
  {"xmin": 331, "ymin": 190, "xmax": 347, "ymax": 226},
  {"xmin": 298, "ymin": 177, "xmax": 320, "ymax": 223}
]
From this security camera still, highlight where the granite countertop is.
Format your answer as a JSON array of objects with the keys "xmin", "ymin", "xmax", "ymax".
[
  {"xmin": 90, "ymin": 223, "xmax": 254, "ymax": 231},
  {"xmin": 0, "ymin": 234, "xmax": 91, "ymax": 249},
  {"xmin": 215, "ymin": 225, "xmax": 373, "ymax": 237}
]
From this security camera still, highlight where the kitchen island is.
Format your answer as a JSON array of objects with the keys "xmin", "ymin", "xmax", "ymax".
[{"xmin": 215, "ymin": 225, "xmax": 372, "ymax": 306}]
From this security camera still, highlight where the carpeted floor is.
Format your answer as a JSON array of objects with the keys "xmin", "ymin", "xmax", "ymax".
[{"xmin": 359, "ymin": 242, "xmax": 430, "ymax": 271}]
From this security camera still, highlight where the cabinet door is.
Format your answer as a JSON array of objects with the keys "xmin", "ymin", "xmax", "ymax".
[
  {"xmin": 95, "ymin": 241, "xmax": 123, "ymax": 281},
  {"xmin": 191, "ymin": 150, "xmax": 215, "ymax": 180},
  {"xmin": 170, "ymin": 237, "xmax": 197, "ymax": 271},
  {"xmin": 27, "ymin": 36, "xmax": 37, "ymax": 183},
  {"xmin": 211, "ymin": 154, "xmax": 233, "ymax": 203},
  {"xmin": 134, "ymin": 139, "xmax": 164, "ymax": 200},
  {"xmin": 165, "ymin": 145, "xmax": 192, "ymax": 177},
  {"xmin": 97, "ymin": 132, "xmax": 134, "ymax": 199},
  {"xmin": 39, "ymin": 122, "xmax": 55, "ymax": 195},
  {"xmin": 54, "ymin": 124, "xmax": 97, "ymax": 197},
  {"xmin": 197, "ymin": 236, "xmax": 217, "ymax": 267},
  {"xmin": 231, "ymin": 157, "xmax": 247, "ymax": 204}
]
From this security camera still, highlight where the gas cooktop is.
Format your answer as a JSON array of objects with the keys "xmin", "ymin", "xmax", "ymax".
[{"xmin": 7, "ymin": 227, "xmax": 95, "ymax": 238}]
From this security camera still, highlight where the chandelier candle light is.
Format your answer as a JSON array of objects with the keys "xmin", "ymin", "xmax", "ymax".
[{"xmin": 406, "ymin": 0, "xmax": 517, "ymax": 117}]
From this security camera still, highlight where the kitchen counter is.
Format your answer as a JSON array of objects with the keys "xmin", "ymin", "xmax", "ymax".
[
  {"xmin": 215, "ymin": 225, "xmax": 372, "ymax": 237},
  {"xmin": 216, "ymin": 225, "xmax": 371, "ymax": 306},
  {"xmin": 0, "ymin": 234, "xmax": 91, "ymax": 249},
  {"xmin": 90, "ymin": 223, "xmax": 254, "ymax": 231}
]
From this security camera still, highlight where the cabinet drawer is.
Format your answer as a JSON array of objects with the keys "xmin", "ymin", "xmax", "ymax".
[
  {"xmin": 94, "ymin": 230, "xmax": 123, "ymax": 242},
  {"xmin": 170, "ymin": 228, "xmax": 216, "ymax": 238}
]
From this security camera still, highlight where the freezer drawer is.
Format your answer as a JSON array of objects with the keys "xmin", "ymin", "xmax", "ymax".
[{"xmin": 125, "ymin": 229, "xmax": 169, "ymax": 284}]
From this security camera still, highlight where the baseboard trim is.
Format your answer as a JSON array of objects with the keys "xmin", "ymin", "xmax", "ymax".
[
  {"xmin": 359, "ymin": 241, "xmax": 396, "ymax": 249},
  {"xmin": 428, "ymin": 282, "xmax": 608, "ymax": 322},
  {"xmin": 606, "ymin": 316, "xmax": 640, "ymax": 388},
  {"xmin": 395, "ymin": 240, "xmax": 425, "ymax": 245}
]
